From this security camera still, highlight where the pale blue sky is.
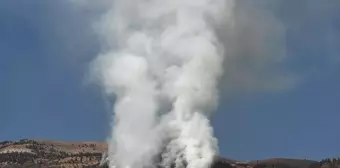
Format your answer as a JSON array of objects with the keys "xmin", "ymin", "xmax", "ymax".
[{"xmin": 1, "ymin": 0, "xmax": 340, "ymax": 161}]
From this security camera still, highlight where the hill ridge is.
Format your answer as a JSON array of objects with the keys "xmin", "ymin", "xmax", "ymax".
[{"xmin": 0, "ymin": 139, "xmax": 336, "ymax": 168}]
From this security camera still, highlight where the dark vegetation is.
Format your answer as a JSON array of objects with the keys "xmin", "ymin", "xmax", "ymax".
[
  {"xmin": 213, "ymin": 159, "xmax": 233, "ymax": 168},
  {"xmin": 320, "ymin": 158, "xmax": 340, "ymax": 168},
  {"xmin": 253, "ymin": 163, "xmax": 293, "ymax": 168}
]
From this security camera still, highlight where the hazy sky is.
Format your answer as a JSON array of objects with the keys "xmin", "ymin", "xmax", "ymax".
[{"xmin": 1, "ymin": 0, "xmax": 340, "ymax": 161}]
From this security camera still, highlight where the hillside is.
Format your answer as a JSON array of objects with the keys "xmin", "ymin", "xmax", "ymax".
[
  {"xmin": 0, "ymin": 139, "xmax": 336, "ymax": 168},
  {"xmin": 0, "ymin": 139, "xmax": 106, "ymax": 167}
]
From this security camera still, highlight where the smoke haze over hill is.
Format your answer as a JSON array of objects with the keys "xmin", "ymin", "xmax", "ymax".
[
  {"xmin": 1, "ymin": 0, "xmax": 340, "ymax": 165},
  {"xmin": 69, "ymin": 1, "xmax": 340, "ymax": 168}
]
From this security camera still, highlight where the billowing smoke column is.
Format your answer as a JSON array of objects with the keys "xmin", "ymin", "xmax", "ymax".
[{"xmin": 94, "ymin": 0, "xmax": 234, "ymax": 168}]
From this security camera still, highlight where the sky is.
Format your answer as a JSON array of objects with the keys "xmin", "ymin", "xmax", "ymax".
[{"xmin": 1, "ymin": 0, "xmax": 340, "ymax": 161}]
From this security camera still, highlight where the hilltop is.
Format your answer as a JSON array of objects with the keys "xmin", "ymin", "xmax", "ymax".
[{"xmin": 0, "ymin": 139, "xmax": 337, "ymax": 168}]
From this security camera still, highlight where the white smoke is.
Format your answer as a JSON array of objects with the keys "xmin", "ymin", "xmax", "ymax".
[
  {"xmin": 88, "ymin": 0, "xmax": 287, "ymax": 168},
  {"xmin": 41, "ymin": 0, "xmax": 340, "ymax": 166},
  {"xmin": 92, "ymin": 0, "xmax": 234, "ymax": 168}
]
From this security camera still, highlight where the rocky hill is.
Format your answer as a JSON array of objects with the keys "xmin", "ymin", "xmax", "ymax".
[
  {"xmin": 0, "ymin": 139, "xmax": 337, "ymax": 168},
  {"xmin": 0, "ymin": 139, "xmax": 106, "ymax": 167}
]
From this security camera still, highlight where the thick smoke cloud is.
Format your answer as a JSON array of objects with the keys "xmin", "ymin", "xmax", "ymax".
[
  {"xmin": 87, "ymin": 1, "xmax": 294, "ymax": 168},
  {"xmin": 92, "ymin": 1, "xmax": 230, "ymax": 168},
  {"xmin": 67, "ymin": 1, "xmax": 340, "ymax": 168},
  {"xmin": 70, "ymin": 0, "xmax": 340, "ymax": 92}
]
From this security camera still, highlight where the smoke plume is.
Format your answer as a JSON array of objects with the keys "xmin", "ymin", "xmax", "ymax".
[{"xmin": 89, "ymin": 0, "xmax": 286, "ymax": 168}]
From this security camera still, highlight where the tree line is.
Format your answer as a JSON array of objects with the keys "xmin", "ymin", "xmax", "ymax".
[{"xmin": 320, "ymin": 157, "xmax": 340, "ymax": 167}]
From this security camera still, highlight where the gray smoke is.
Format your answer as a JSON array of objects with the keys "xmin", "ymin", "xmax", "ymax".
[
  {"xmin": 93, "ymin": 1, "xmax": 231, "ymax": 168},
  {"xmin": 88, "ymin": 1, "xmax": 287, "ymax": 168},
  {"xmin": 63, "ymin": 0, "xmax": 340, "ymax": 167}
]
